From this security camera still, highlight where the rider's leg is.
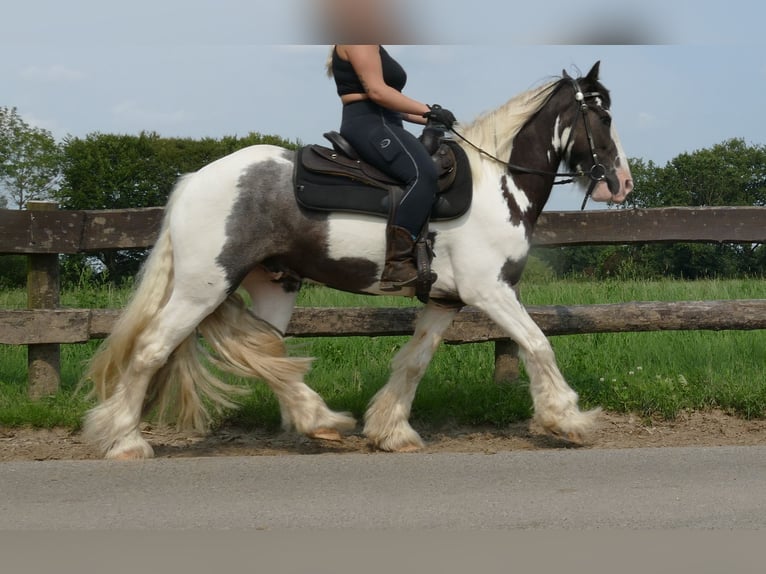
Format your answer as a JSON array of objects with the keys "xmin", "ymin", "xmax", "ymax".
[{"xmin": 340, "ymin": 102, "xmax": 438, "ymax": 287}]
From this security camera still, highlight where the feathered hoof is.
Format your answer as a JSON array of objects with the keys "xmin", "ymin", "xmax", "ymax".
[
  {"xmin": 367, "ymin": 426, "xmax": 425, "ymax": 453},
  {"xmin": 536, "ymin": 407, "xmax": 601, "ymax": 446},
  {"xmin": 104, "ymin": 435, "xmax": 155, "ymax": 460},
  {"xmin": 371, "ymin": 436, "xmax": 425, "ymax": 453},
  {"xmin": 306, "ymin": 428, "xmax": 344, "ymax": 442},
  {"xmin": 543, "ymin": 427, "xmax": 586, "ymax": 445},
  {"xmin": 301, "ymin": 410, "xmax": 356, "ymax": 442}
]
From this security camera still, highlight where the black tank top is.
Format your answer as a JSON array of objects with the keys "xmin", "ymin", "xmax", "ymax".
[{"xmin": 332, "ymin": 46, "xmax": 407, "ymax": 96}]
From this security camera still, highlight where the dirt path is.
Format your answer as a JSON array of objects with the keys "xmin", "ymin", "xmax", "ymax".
[{"xmin": 2, "ymin": 410, "xmax": 765, "ymax": 461}]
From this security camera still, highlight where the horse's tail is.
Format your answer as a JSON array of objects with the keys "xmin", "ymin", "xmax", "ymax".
[
  {"xmin": 83, "ymin": 178, "xmax": 183, "ymax": 406},
  {"xmin": 84, "ymin": 176, "xmax": 311, "ymax": 434}
]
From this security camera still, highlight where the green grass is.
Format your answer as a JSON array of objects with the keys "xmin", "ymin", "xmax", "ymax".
[{"xmin": 1, "ymin": 279, "xmax": 765, "ymax": 429}]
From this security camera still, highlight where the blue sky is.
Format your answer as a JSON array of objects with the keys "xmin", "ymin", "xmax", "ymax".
[{"xmin": 3, "ymin": 1, "xmax": 765, "ymax": 210}]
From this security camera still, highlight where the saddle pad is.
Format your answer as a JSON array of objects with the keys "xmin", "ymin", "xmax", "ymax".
[{"xmin": 294, "ymin": 141, "xmax": 473, "ymax": 222}]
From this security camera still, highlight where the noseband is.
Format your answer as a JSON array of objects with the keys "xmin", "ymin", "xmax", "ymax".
[{"xmin": 449, "ymin": 79, "xmax": 609, "ymax": 211}]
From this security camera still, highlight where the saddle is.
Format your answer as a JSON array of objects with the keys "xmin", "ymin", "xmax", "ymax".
[
  {"xmin": 294, "ymin": 131, "xmax": 472, "ymax": 221},
  {"xmin": 293, "ymin": 129, "xmax": 472, "ymax": 304}
]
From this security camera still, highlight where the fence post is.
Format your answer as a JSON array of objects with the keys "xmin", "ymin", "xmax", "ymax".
[
  {"xmin": 26, "ymin": 201, "xmax": 61, "ymax": 398},
  {"xmin": 493, "ymin": 283, "xmax": 521, "ymax": 384}
]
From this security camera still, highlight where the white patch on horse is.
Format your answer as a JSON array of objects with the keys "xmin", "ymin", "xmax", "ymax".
[
  {"xmin": 325, "ymin": 214, "xmax": 409, "ymax": 295},
  {"xmin": 552, "ymin": 115, "xmax": 574, "ymax": 161},
  {"xmin": 503, "ymin": 175, "xmax": 532, "ymax": 215},
  {"xmin": 438, "ymin": 162, "xmax": 531, "ymax": 302},
  {"xmin": 326, "ymin": 213, "xmax": 386, "ymax": 264},
  {"xmin": 610, "ymin": 124, "xmax": 629, "ymax": 169},
  {"xmin": 172, "ymin": 145, "xmax": 291, "ymax": 290}
]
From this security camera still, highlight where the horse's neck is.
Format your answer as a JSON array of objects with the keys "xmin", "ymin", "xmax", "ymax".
[{"xmin": 504, "ymin": 100, "xmax": 566, "ymax": 221}]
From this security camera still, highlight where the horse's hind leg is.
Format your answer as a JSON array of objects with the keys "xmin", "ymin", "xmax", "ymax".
[
  {"xmin": 470, "ymin": 284, "xmax": 599, "ymax": 444},
  {"xmin": 364, "ymin": 302, "xmax": 459, "ymax": 451},
  {"xmin": 239, "ymin": 268, "xmax": 356, "ymax": 441},
  {"xmin": 85, "ymin": 287, "xmax": 227, "ymax": 459}
]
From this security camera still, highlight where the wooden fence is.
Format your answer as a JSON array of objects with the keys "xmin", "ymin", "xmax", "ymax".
[{"xmin": 2, "ymin": 203, "xmax": 765, "ymax": 397}]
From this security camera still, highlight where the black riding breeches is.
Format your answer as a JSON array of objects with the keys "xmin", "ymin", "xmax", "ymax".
[{"xmin": 340, "ymin": 100, "xmax": 438, "ymax": 236}]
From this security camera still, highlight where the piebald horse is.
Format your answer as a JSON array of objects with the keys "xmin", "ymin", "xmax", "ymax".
[{"xmin": 84, "ymin": 62, "xmax": 633, "ymax": 458}]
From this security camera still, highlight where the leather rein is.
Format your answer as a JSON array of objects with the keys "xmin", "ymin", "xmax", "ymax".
[{"xmin": 446, "ymin": 79, "xmax": 609, "ymax": 211}]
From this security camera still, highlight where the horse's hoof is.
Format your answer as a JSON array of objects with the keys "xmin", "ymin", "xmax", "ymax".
[
  {"xmin": 370, "ymin": 435, "xmax": 425, "ymax": 453},
  {"xmin": 391, "ymin": 442, "xmax": 423, "ymax": 453},
  {"xmin": 545, "ymin": 427, "xmax": 585, "ymax": 446},
  {"xmin": 307, "ymin": 428, "xmax": 344, "ymax": 442},
  {"xmin": 107, "ymin": 447, "xmax": 154, "ymax": 460},
  {"xmin": 104, "ymin": 438, "xmax": 155, "ymax": 460}
]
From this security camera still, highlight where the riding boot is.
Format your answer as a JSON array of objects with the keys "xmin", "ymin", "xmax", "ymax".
[{"xmin": 379, "ymin": 225, "xmax": 419, "ymax": 289}]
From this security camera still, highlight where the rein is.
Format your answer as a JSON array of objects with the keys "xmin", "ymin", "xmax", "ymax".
[{"xmin": 447, "ymin": 79, "xmax": 608, "ymax": 210}]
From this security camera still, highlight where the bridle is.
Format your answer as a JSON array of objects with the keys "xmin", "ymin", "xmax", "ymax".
[{"xmin": 447, "ymin": 78, "xmax": 609, "ymax": 211}]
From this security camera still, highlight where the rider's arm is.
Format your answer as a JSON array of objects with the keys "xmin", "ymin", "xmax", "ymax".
[{"xmin": 402, "ymin": 113, "xmax": 427, "ymax": 125}]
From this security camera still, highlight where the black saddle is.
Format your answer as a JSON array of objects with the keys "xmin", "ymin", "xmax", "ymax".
[{"xmin": 294, "ymin": 131, "xmax": 472, "ymax": 221}]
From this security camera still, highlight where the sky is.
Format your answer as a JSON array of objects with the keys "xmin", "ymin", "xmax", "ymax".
[{"xmin": 3, "ymin": 0, "xmax": 765, "ymax": 210}]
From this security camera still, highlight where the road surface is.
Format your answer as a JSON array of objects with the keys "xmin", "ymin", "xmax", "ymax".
[{"xmin": 2, "ymin": 445, "xmax": 765, "ymax": 529}]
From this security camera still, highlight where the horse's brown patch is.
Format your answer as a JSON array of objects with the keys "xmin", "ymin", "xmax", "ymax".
[{"xmin": 216, "ymin": 152, "xmax": 379, "ymax": 293}]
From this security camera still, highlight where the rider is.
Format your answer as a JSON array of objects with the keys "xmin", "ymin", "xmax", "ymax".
[{"xmin": 329, "ymin": 44, "xmax": 457, "ymax": 288}]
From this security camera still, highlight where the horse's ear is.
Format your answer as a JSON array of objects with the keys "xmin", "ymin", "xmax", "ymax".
[
  {"xmin": 585, "ymin": 61, "xmax": 601, "ymax": 82},
  {"xmin": 562, "ymin": 69, "xmax": 572, "ymax": 79}
]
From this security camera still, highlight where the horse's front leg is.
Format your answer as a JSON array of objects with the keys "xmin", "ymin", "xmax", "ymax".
[
  {"xmin": 364, "ymin": 302, "xmax": 460, "ymax": 452},
  {"xmin": 469, "ymin": 284, "xmax": 600, "ymax": 444}
]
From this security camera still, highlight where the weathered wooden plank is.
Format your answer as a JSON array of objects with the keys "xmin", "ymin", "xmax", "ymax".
[
  {"xmin": 25, "ymin": 202, "xmax": 63, "ymax": 398},
  {"xmin": 80, "ymin": 208, "xmax": 164, "ymax": 251},
  {"xmin": 0, "ymin": 207, "xmax": 164, "ymax": 254},
  {"xmin": 1, "ymin": 207, "xmax": 765, "ymax": 254},
  {"xmin": 2, "ymin": 301, "xmax": 765, "ymax": 345},
  {"xmin": 88, "ymin": 309, "xmax": 122, "ymax": 339},
  {"xmin": 0, "ymin": 208, "xmax": 84, "ymax": 254},
  {"xmin": 534, "ymin": 207, "xmax": 766, "ymax": 246},
  {"xmin": 0, "ymin": 310, "xmax": 92, "ymax": 344},
  {"xmin": 525, "ymin": 299, "xmax": 766, "ymax": 336}
]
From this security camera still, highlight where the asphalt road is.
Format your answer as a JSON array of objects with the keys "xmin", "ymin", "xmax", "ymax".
[{"xmin": 2, "ymin": 446, "xmax": 765, "ymax": 530}]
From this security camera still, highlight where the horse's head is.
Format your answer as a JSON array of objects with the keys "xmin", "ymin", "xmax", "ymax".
[{"xmin": 560, "ymin": 62, "xmax": 633, "ymax": 206}]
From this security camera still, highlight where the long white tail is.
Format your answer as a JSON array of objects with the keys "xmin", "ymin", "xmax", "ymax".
[{"xmin": 84, "ymin": 191, "xmax": 179, "ymax": 406}]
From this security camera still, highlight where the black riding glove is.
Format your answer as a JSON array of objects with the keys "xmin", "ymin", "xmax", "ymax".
[{"xmin": 423, "ymin": 105, "xmax": 456, "ymax": 129}]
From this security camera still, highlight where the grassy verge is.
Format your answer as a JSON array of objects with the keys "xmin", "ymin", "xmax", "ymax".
[{"xmin": 1, "ymin": 279, "xmax": 764, "ymax": 429}]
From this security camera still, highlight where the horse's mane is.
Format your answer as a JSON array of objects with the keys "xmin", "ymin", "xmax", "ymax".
[{"xmin": 459, "ymin": 78, "xmax": 561, "ymax": 175}]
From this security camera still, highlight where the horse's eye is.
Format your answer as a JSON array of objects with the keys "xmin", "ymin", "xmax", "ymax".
[{"xmin": 601, "ymin": 115, "xmax": 612, "ymax": 127}]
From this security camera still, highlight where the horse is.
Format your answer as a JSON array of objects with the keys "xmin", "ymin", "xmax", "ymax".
[{"xmin": 82, "ymin": 61, "xmax": 633, "ymax": 459}]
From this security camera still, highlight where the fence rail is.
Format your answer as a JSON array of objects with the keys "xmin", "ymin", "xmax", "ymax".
[
  {"xmin": 2, "ymin": 204, "xmax": 765, "ymax": 397},
  {"xmin": 2, "ymin": 300, "xmax": 766, "ymax": 347},
  {"xmin": 2, "ymin": 206, "xmax": 765, "ymax": 254}
]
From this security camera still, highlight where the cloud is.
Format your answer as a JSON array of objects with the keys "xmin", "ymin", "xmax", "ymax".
[
  {"xmin": 637, "ymin": 112, "xmax": 657, "ymax": 129},
  {"xmin": 21, "ymin": 65, "xmax": 85, "ymax": 82},
  {"xmin": 111, "ymin": 100, "xmax": 187, "ymax": 126},
  {"xmin": 21, "ymin": 113, "xmax": 56, "ymax": 132}
]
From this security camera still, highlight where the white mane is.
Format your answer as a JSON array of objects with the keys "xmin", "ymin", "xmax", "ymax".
[{"xmin": 458, "ymin": 80, "xmax": 560, "ymax": 177}]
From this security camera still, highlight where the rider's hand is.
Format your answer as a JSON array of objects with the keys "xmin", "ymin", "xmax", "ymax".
[{"xmin": 423, "ymin": 105, "xmax": 457, "ymax": 129}]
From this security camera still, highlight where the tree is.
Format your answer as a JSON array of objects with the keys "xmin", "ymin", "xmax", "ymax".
[
  {"xmin": 625, "ymin": 139, "xmax": 766, "ymax": 278},
  {"xmin": 55, "ymin": 131, "xmax": 298, "ymax": 283},
  {"xmin": 0, "ymin": 107, "xmax": 61, "ymax": 209},
  {"xmin": 536, "ymin": 139, "xmax": 766, "ymax": 279},
  {"xmin": 627, "ymin": 138, "xmax": 766, "ymax": 208}
]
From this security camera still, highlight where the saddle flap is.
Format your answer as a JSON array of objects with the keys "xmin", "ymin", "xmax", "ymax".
[{"xmin": 302, "ymin": 145, "xmax": 400, "ymax": 189}]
